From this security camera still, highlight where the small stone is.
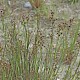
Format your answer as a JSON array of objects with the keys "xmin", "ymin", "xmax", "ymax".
[{"xmin": 24, "ymin": 1, "xmax": 32, "ymax": 9}]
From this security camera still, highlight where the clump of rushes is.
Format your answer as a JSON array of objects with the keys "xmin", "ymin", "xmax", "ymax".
[
  {"xmin": 7, "ymin": 16, "xmax": 19, "ymax": 80},
  {"xmin": 0, "ymin": 5, "xmax": 8, "ymax": 57},
  {"xmin": 1, "ymin": 13, "xmax": 23, "ymax": 80},
  {"xmin": 0, "ymin": 0, "xmax": 80, "ymax": 80},
  {"xmin": 30, "ymin": 7, "xmax": 41, "ymax": 80},
  {"xmin": 20, "ymin": 12, "xmax": 34, "ymax": 80},
  {"xmin": 5, "ymin": 13, "xmax": 30, "ymax": 80},
  {"xmin": 49, "ymin": 10, "xmax": 57, "ymax": 60},
  {"xmin": 46, "ymin": 10, "xmax": 58, "ymax": 79}
]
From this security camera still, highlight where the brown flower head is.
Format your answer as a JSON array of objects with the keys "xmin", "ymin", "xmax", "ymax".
[{"xmin": 29, "ymin": 0, "xmax": 42, "ymax": 8}]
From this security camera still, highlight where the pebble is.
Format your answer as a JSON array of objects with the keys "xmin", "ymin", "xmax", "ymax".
[{"xmin": 24, "ymin": 1, "xmax": 32, "ymax": 9}]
